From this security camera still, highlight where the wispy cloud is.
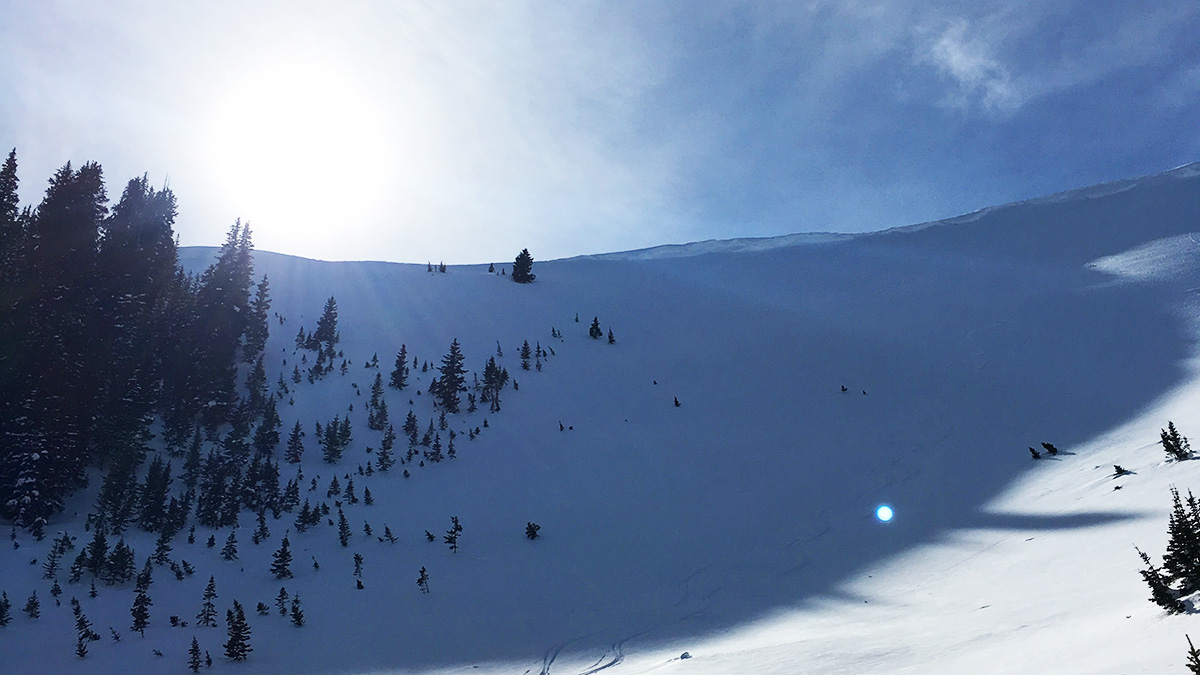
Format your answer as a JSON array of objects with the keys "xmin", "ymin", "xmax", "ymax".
[{"xmin": 921, "ymin": 18, "xmax": 1021, "ymax": 114}]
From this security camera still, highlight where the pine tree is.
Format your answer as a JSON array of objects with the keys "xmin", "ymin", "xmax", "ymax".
[
  {"xmin": 417, "ymin": 567, "xmax": 430, "ymax": 593},
  {"xmin": 608, "ymin": 328, "xmax": 615, "ymax": 344},
  {"xmin": 244, "ymin": 274, "xmax": 271, "ymax": 361},
  {"xmin": 130, "ymin": 589, "xmax": 152, "ymax": 636},
  {"xmin": 338, "ymin": 508, "xmax": 352, "ymax": 547},
  {"xmin": 520, "ymin": 340, "xmax": 532, "ymax": 370},
  {"xmin": 188, "ymin": 636, "xmax": 203, "ymax": 672},
  {"xmin": 384, "ymin": 525, "xmax": 398, "ymax": 543},
  {"xmin": 136, "ymin": 556, "xmax": 153, "ymax": 593},
  {"xmin": 1163, "ymin": 421, "xmax": 1192, "ymax": 461},
  {"xmin": 1186, "ymin": 634, "xmax": 1200, "ymax": 675},
  {"xmin": 435, "ymin": 340, "xmax": 468, "ymax": 413},
  {"xmin": 23, "ymin": 590, "xmax": 39, "ymax": 619},
  {"xmin": 271, "ymin": 536, "xmax": 294, "ymax": 579},
  {"xmin": 223, "ymin": 600, "xmax": 252, "ymax": 661},
  {"xmin": 427, "ymin": 433, "xmax": 444, "ymax": 463},
  {"xmin": 71, "ymin": 596, "xmax": 101, "ymax": 649},
  {"xmin": 290, "ymin": 594, "xmax": 304, "ymax": 626},
  {"xmin": 253, "ymin": 509, "xmax": 270, "ymax": 544},
  {"xmin": 589, "ymin": 317, "xmax": 602, "ymax": 339},
  {"xmin": 85, "ymin": 527, "xmax": 109, "ymax": 577},
  {"xmin": 152, "ymin": 531, "xmax": 172, "ymax": 566},
  {"xmin": 353, "ymin": 552, "xmax": 364, "ymax": 577},
  {"xmin": 1137, "ymin": 546, "xmax": 1186, "ymax": 613},
  {"xmin": 197, "ymin": 576, "xmax": 219, "ymax": 626},
  {"xmin": 390, "ymin": 345, "xmax": 409, "ymax": 390},
  {"xmin": 220, "ymin": 531, "xmax": 238, "ymax": 561},
  {"xmin": 444, "ymin": 516, "xmax": 462, "ymax": 553},
  {"xmin": 511, "ymin": 249, "xmax": 535, "ymax": 283},
  {"xmin": 252, "ymin": 397, "xmax": 282, "ymax": 456},
  {"xmin": 364, "ymin": 486, "xmax": 374, "ymax": 505},
  {"xmin": 368, "ymin": 372, "xmax": 387, "ymax": 431},
  {"xmin": 377, "ymin": 425, "xmax": 396, "ymax": 472},
  {"xmin": 526, "ymin": 522, "xmax": 541, "ymax": 539},
  {"xmin": 43, "ymin": 545, "xmax": 61, "ymax": 580},
  {"xmin": 103, "ymin": 537, "xmax": 136, "ymax": 585},
  {"xmin": 0, "ymin": 592, "xmax": 10, "ymax": 626}
]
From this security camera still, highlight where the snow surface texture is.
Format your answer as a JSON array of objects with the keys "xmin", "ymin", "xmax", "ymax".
[{"xmin": 5, "ymin": 162, "xmax": 1200, "ymax": 673}]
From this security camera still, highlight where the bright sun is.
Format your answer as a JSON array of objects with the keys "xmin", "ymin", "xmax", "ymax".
[{"xmin": 203, "ymin": 55, "xmax": 394, "ymax": 251}]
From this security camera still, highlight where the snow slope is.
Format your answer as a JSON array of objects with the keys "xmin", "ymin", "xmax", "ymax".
[{"xmin": 4, "ymin": 162, "xmax": 1200, "ymax": 673}]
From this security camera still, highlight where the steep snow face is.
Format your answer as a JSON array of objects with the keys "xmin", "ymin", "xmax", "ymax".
[{"xmin": 5, "ymin": 163, "xmax": 1200, "ymax": 675}]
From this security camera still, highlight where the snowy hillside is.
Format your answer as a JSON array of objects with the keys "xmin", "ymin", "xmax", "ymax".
[{"xmin": 5, "ymin": 162, "xmax": 1200, "ymax": 674}]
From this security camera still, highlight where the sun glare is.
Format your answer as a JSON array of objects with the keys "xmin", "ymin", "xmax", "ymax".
[
  {"xmin": 876, "ymin": 505, "xmax": 894, "ymax": 522},
  {"xmin": 203, "ymin": 56, "xmax": 394, "ymax": 253}
]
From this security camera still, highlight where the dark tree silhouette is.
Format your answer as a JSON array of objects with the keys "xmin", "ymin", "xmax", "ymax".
[{"xmin": 511, "ymin": 249, "xmax": 535, "ymax": 283}]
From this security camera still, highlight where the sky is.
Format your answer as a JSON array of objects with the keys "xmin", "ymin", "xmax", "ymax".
[{"xmin": 1, "ymin": 0, "xmax": 1198, "ymax": 264}]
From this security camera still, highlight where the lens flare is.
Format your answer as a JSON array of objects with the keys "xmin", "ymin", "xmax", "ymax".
[{"xmin": 876, "ymin": 505, "xmax": 894, "ymax": 522}]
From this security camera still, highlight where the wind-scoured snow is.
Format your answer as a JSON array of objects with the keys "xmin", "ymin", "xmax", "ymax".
[{"xmin": 5, "ymin": 163, "xmax": 1200, "ymax": 674}]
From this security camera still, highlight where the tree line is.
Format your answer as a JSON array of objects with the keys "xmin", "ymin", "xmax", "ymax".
[{"xmin": 0, "ymin": 151, "xmax": 269, "ymax": 534}]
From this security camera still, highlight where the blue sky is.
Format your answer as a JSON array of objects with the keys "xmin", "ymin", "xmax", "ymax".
[{"xmin": 1, "ymin": 1, "xmax": 1197, "ymax": 263}]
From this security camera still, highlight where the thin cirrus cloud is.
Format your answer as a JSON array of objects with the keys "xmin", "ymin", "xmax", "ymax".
[{"xmin": 0, "ymin": 1, "xmax": 1197, "ymax": 262}]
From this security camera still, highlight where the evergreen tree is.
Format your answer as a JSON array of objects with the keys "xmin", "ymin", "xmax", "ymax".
[
  {"xmin": 427, "ymin": 434, "xmax": 444, "ymax": 463},
  {"xmin": 103, "ymin": 538, "xmax": 136, "ymax": 585},
  {"xmin": 511, "ymin": 248, "xmax": 535, "ymax": 283},
  {"xmin": 290, "ymin": 594, "xmax": 304, "ymax": 626},
  {"xmin": 1163, "ymin": 421, "xmax": 1192, "ymax": 461},
  {"xmin": 444, "ymin": 516, "xmax": 462, "ymax": 553},
  {"xmin": 1163, "ymin": 487, "xmax": 1200, "ymax": 591},
  {"xmin": 136, "ymin": 556, "xmax": 153, "ymax": 593},
  {"xmin": 137, "ymin": 455, "xmax": 173, "ymax": 533},
  {"xmin": 353, "ymin": 552, "xmax": 364, "ymax": 577},
  {"xmin": 589, "ymin": 317, "xmax": 602, "ymax": 339},
  {"xmin": 188, "ymin": 636, "xmax": 203, "ymax": 672},
  {"xmin": 520, "ymin": 340, "xmax": 532, "ymax": 370},
  {"xmin": 390, "ymin": 345, "xmax": 409, "ymax": 390},
  {"xmin": 130, "ymin": 589, "xmax": 152, "ymax": 636},
  {"xmin": 285, "ymin": 421, "xmax": 305, "ymax": 463},
  {"xmin": 252, "ymin": 398, "xmax": 282, "ymax": 456},
  {"xmin": 526, "ymin": 522, "xmax": 541, "ymax": 539},
  {"xmin": 221, "ymin": 530, "xmax": 238, "ymax": 561},
  {"xmin": 23, "ymin": 590, "xmax": 39, "ymax": 619},
  {"xmin": 245, "ymin": 355, "xmax": 268, "ymax": 415},
  {"xmin": 271, "ymin": 536, "xmax": 294, "ymax": 579},
  {"xmin": 435, "ymin": 340, "xmax": 468, "ymax": 413},
  {"xmin": 196, "ymin": 576, "xmax": 218, "ymax": 627},
  {"xmin": 71, "ymin": 596, "xmax": 101, "ymax": 646},
  {"xmin": 1136, "ymin": 547, "xmax": 1185, "ymax": 613},
  {"xmin": 337, "ymin": 507, "xmax": 352, "ymax": 547},
  {"xmin": 243, "ymin": 275, "xmax": 271, "ymax": 361},
  {"xmin": 368, "ymin": 372, "xmax": 388, "ymax": 431},
  {"xmin": 608, "ymin": 328, "xmax": 615, "ymax": 344},
  {"xmin": 1187, "ymin": 634, "xmax": 1200, "ymax": 675},
  {"xmin": 223, "ymin": 600, "xmax": 252, "ymax": 661},
  {"xmin": 43, "ymin": 544, "xmax": 61, "ymax": 579},
  {"xmin": 153, "ymin": 531, "xmax": 173, "ymax": 565},
  {"xmin": 417, "ymin": 567, "xmax": 430, "ymax": 593},
  {"xmin": 377, "ymin": 424, "xmax": 396, "ymax": 472},
  {"xmin": 309, "ymin": 296, "xmax": 340, "ymax": 352},
  {"xmin": 0, "ymin": 592, "xmax": 10, "ymax": 627},
  {"xmin": 85, "ymin": 527, "xmax": 109, "ymax": 577}
]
